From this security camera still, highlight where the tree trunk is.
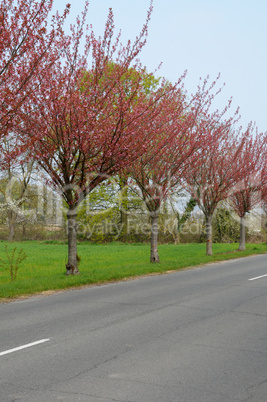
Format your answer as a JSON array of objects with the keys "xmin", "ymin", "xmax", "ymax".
[
  {"xmin": 174, "ymin": 232, "xmax": 180, "ymax": 245},
  {"xmin": 150, "ymin": 212, "xmax": 160, "ymax": 263},
  {"xmin": 206, "ymin": 213, "xmax": 213, "ymax": 256},
  {"xmin": 66, "ymin": 209, "xmax": 79, "ymax": 275},
  {"xmin": 238, "ymin": 215, "xmax": 246, "ymax": 251},
  {"xmin": 119, "ymin": 177, "xmax": 128, "ymax": 242},
  {"xmin": 8, "ymin": 211, "xmax": 15, "ymax": 242},
  {"xmin": 120, "ymin": 203, "xmax": 128, "ymax": 242}
]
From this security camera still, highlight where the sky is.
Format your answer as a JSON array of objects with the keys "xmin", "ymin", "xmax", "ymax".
[{"xmin": 53, "ymin": 0, "xmax": 267, "ymax": 133}]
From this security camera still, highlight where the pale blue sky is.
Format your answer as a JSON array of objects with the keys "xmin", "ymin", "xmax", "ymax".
[{"xmin": 53, "ymin": 0, "xmax": 267, "ymax": 133}]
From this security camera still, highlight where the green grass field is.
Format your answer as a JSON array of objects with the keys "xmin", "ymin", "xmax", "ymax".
[{"xmin": 0, "ymin": 241, "xmax": 266, "ymax": 301}]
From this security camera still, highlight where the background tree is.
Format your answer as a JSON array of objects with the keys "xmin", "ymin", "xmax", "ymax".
[
  {"xmin": 170, "ymin": 195, "xmax": 197, "ymax": 244},
  {"xmin": 212, "ymin": 205, "xmax": 240, "ymax": 243},
  {"xmin": 0, "ymin": 134, "xmax": 36, "ymax": 241},
  {"xmin": 76, "ymin": 176, "xmax": 145, "ymax": 242},
  {"xmin": 76, "ymin": 176, "xmax": 121, "ymax": 242}
]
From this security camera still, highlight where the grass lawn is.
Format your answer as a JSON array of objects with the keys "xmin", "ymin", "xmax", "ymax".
[{"xmin": 0, "ymin": 241, "xmax": 266, "ymax": 301}]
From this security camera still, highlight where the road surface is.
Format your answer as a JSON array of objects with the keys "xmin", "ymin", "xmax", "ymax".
[{"xmin": 0, "ymin": 254, "xmax": 267, "ymax": 401}]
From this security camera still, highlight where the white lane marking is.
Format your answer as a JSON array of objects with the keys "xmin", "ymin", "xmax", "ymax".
[
  {"xmin": 249, "ymin": 274, "xmax": 267, "ymax": 281},
  {"xmin": 0, "ymin": 339, "xmax": 50, "ymax": 357}
]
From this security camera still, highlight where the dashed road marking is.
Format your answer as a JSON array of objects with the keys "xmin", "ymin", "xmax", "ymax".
[
  {"xmin": 249, "ymin": 274, "xmax": 267, "ymax": 281},
  {"xmin": 0, "ymin": 339, "xmax": 50, "ymax": 357}
]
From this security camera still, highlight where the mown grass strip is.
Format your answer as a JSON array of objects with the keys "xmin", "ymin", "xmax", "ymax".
[{"xmin": 0, "ymin": 241, "xmax": 266, "ymax": 301}]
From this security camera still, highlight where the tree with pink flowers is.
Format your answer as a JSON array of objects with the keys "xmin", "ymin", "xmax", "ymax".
[
  {"xmin": 184, "ymin": 110, "xmax": 250, "ymax": 255},
  {"xmin": 0, "ymin": 0, "xmax": 69, "ymax": 154},
  {"xmin": 16, "ymin": 2, "xmax": 185, "ymax": 274},
  {"xmin": 230, "ymin": 129, "xmax": 267, "ymax": 250}
]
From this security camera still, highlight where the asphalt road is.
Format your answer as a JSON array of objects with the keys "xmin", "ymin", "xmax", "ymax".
[{"xmin": 0, "ymin": 254, "xmax": 267, "ymax": 402}]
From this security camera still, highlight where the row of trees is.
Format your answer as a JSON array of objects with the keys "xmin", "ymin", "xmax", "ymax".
[{"xmin": 1, "ymin": 0, "xmax": 267, "ymax": 274}]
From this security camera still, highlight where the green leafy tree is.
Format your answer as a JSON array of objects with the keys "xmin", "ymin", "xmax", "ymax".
[{"xmin": 0, "ymin": 138, "xmax": 36, "ymax": 241}]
